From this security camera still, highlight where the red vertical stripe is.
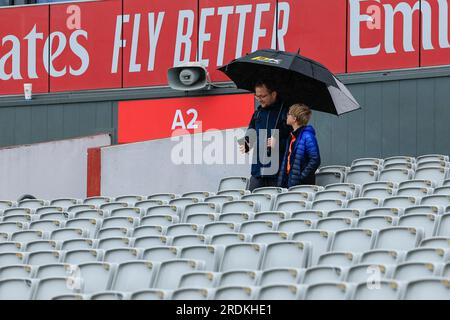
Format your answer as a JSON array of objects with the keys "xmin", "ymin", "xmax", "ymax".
[{"xmin": 87, "ymin": 147, "xmax": 102, "ymax": 197}]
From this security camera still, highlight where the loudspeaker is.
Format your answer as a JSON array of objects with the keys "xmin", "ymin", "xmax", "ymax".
[{"xmin": 167, "ymin": 63, "xmax": 209, "ymax": 91}]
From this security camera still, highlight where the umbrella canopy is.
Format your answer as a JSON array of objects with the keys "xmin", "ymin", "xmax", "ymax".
[{"xmin": 218, "ymin": 49, "xmax": 360, "ymax": 115}]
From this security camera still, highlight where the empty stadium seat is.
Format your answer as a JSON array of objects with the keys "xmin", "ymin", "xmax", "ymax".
[
  {"xmin": 251, "ymin": 231, "xmax": 289, "ymax": 244},
  {"xmin": 398, "ymin": 214, "xmax": 438, "ymax": 238},
  {"xmin": 374, "ymin": 227, "xmax": 423, "ymax": 250},
  {"xmin": 291, "ymin": 210, "xmax": 326, "ymax": 221},
  {"xmin": 254, "ymin": 211, "xmax": 289, "ymax": 222},
  {"xmin": 420, "ymin": 237, "xmax": 450, "ymax": 248},
  {"xmin": 218, "ymin": 270, "xmax": 259, "ymax": 287},
  {"xmin": 379, "ymin": 169, "xmax": 413, "ymax": 184},
  {"xmin": 303, "ymin": 282, "xmax": 352, "ymax": 300},
  {"xmin": 219, "ymin": 213, "xmax": 253, "ymax": 224},
  {"xmin": 217, "ymin": 189, "xmax": 250, "ymax": 198},
  {"xmin": 258, "ymin": 268, "xmax": 301, "ymax": 286},
  {"xmin": 0, "ymin": 265, "xmax": 34, "ymax": 280},
  {"xmin": 261, "ymin": 241, "xmax": 310, "ymax": 270},
  {"xmin": 316, "ymin": 172, "xmax": 344, "ymax": 186},
  {"xmin": 153, "ymin": 259, "xmax": 205, "ymax": 290},
  {"xmin": 147, "ymin": 193, "xmax": 178, "ymax": 202},
  {"xmin": 415, "ymin": 167, "xmax": 449, "ymax": 186},
  {"xmin": 360, "ymin": 249, "xmax": 404, "ymax": 265},
  {"xmin": 115, "ymin": 195, "xmax": 146, "ymax": 206},
  {"xmin": 317, "ymin": 251, "xmax": 359, "ymax": 267},
  {"xmin": 129, "ymin": 289, "xmax": 169, "ymax": 300},
  {"xmin": 404, "ymin": 278, "xmax": 450, "ymax": 300},
  {"xmin": 214, "ymin": 286, "xmax": 256, "ymax": 300},
  {"xmin": 218, "ymin": 177, "xmax": 249, "ymax": 192},
  {"xmin": 362, "ymin": 187, "xmax": 395, "ymax": 199},
  {"xmin": 34, "ymin": 277, "xmax": 82, "ymax": 300},
  {"xmin": 179, "ymin": 245, "xmax": 223, "ymax": 271},
  {"xmin": 331, "ymin": 229, "xmax": 376, "ymax": 253},
  {"xmin": 258, "ymin": 284, "xmax": 301, "ymax": 300},
  {"xmin": 291, "ymin": 230, "xmax": 333, "ymax": 266},
  {"xmin": 171, "ymin": 288, "xmax": 212, "ymax": 300},
  {"xmin": 241, "ymin": 194, "xmax": 275, "ymax": 212},
  {"xmin": 315, "ymin": 217, "xmax": 354, "ymax": 232},
  {"xmin": 78, "ymin": 262, "xmax": 116, "ymax": 294},
  {"xmin": 219, "ymin": 243, "xmax": 265, "ymax": 272},
  {"xmin": 345, "ymin": 170, "xmax": 378, "ymax": 185},
  {"xmin": 178, "ymin": 271, "xmax": 219, "ymax": 288},
  {"xmin": 111, "ymin": 261, "xmax": 158, "ymax": 292},
  {"xmin": 97, "ymin": 237, "xmax": 132, "ymax": 250},
  {"xmin": 435, "ymin": 213, "xmax": 450, "ymax": 236},
  {"xmin": 352, "ymin": 280, "xmax": 402, "ymax": 300},
  {"xmin": 311, "ymin": 199, "xmax": 344, "ymax": 211},
  {"xmin": 0, "ymin": 278, "xmax": 36, "ymax": 300},
  {"xmin": 404, "ymin": 247, "xmax": 449, "ymax": 263},
  {"xmin": 344, "ymin": 264, "xmax": 391, "ymax": 283},
  {"xmin": 301, "ymin": 266, "xmax": 343, "ymax": 285},
  {"xmin": 356, "ymin": 215, "xmax": 397, "ymax": 229}
]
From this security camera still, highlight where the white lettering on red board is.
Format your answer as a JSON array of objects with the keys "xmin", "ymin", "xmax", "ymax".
[{"xmin": 171, "ymin": 108, "xmax": 199, "ymax": 130}]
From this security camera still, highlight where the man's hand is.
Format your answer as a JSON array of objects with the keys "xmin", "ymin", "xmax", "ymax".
[
  {"xmin": 267, "ymin": 137, "xmax": 276, "ymax": 148},
  {"xmin": 239, "ymin": 144, "xmax": 247, "ymax": 154}
]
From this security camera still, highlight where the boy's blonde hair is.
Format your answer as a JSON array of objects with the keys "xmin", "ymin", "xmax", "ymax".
[{"xmin": 289, "ymin": 103, "xmax": 312, "ymax": 127}]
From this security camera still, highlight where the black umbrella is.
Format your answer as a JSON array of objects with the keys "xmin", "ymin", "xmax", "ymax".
[{"xmin": 218, "ymin": 49, "xmax": 360, "ymax": 115}]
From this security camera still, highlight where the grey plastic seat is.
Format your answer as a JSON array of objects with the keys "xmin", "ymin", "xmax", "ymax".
[
  {"xmin": 362, "ymin": 181, "xmax": 398, "ymax": 192},
  {"xmin": 258, "ymin": 284, "xmax": 301, "ymax": 300},
  {"xmin": 218, "ymin": 270, "xmax": 259, "ymax": 287},
  {"xmin": 50, "ymin": 199, "xmax": 80, "ymax": 209},
  {"xmin": 258, "ymin": 268, "xmax": 301, "ymax": 286},
  {"xmin": 356, "ymin": 215, "xmax": 397, "ymax": 229},
  {"xmin": 253, "ymin": 187, "xmax": 284, "ymax": 195},
  {"xmin": 142, "ymin": 246, "xmax": 180, "ymax": 262},
  {"xmin": 129, "ymin": 289, "xmax": 169, "ymax": 300},
  {"xmin": 168, "ymin": 197, "xmax": 200, "ymax": 210},
  {"xmin": 153, "ymin": 259, "xmax": 205, "ymax": 289},
  {"xmin": 345, "ymin": 264, "xmax": 391, "ymax": 283},
  {"xmin": 288, "ymin": 185, "xmax": 324, "ymax": 193},
  {"xmin": 63, "ymin": 249, "xmax": 102, "ymax": 265},
  {"xmin": 421, "ymin": 195, "xmax": 450, "ymax": 208},
  {"xmin": 0, "ymin": 222, "xmax": 28, "ymax": 234},
  {"xmin": 277, "ymin": 219, "xmax": 314, "ymax": 233},
  {"xmin": 364, "ymin": 207, "xmax": 403, "ymax": 217},
  {"xmin": 314, "ymin": 190, "xmax": 351, "ymax": 201},
  {"xmin": 433, "ymin": 186, "xmax": 450, "ymax": 195},
  {"xmin": 78, "ymin": 262, "xmax": 116, "ymax": 294},
  {"xmin": 185, "ymin": 213, "xmax": 217, "ymax": 225},
  {"xmin": 12, "ymin": 230, "xmax": 47, "ymax": 243},
  {"xmin": 109, "ymin": 207, "xmax": 144, "ymax": 219},
  {"xmin": 383, "ymin": 196, "xmax": 419, "ymax": 208},
  {"xmin": 398, "ymin": 214, "xmax": 438, "ymax": 238},
  {"xmin": 103, "ymin": 248, "xmax": 141, "ymax": 263},
  {"xmin": 379, "ymin": 169, "xmax": 414, "ymax": 184},
  {"xmin": 254, "ymin": 211, "xmax": 289, "ymax": 222},
  {"xmin": 317, "ymin": 165, "xmax": 348, "ymax": 174},
  {"xmin": 362, "ymin": 188, "xmax": 395, "ymax": 199},
  {"xmin": 242, "ymin": 194, "xmax": 275, "ymax": 212},
  {"xmin": 2, "ymin": 214, "xmax": 33, "ymax": 224},
  {"xmin": 0, "ymin": 265, "xmax": 34, "ymax": 280},
  {"xmin": 350, "ymin": 164, "xmax": 382, "ymax": 172},
  {"xmin": 209, "ymin": 233, "xmax": 248, "ymax": 245},
  {"xmin": 183, "ymin": 203, "xmax": 219, "ymax": 222},
  {"xmin": 34, "ymin": 264, "xmax": 75, "ymax": 279},
  {"xmin": 97, "ymin": 237, "xmax": 132, "ymax": 250},
  {"xmin": 218, "ymin": 176, "xmax": 249, "ymax": 192},
  {"xmin": 90, "ymin": 291, "xmax": 126, "ymax": 300},
  {"xmin": 182, "ymin": 191, "xmax": 214, "ymax": 201},
  {"xmin": 135, "ymin": 200, "xmax": 166, "ymax": 211},
  {"xmin": 27, "ymin": 250, "xmax": 62, "ymax": 266},
  {"xmin": 0, "ymin": 278, "xmax": 36, "ymax": 300},
  {"xmin": 375, "ymin": 227, "xmax": 423, "ymax": 250},
  {"xmin": 111, "ymin": 261, "xmax": 158, "ymax": 292},
  {"xmin": 420, "ymin": 237, "xmax": 450, "ymax": 248},
  {"xmin": 404, "ymin": 278, "xmax": 450, "ymax": 300},
  {"xmin": 218, "ymin": 213, "xmax": 253, "ymax": 224},
  {"xmin": 405, "ymin": 247, "xmax": 449, "ymax": 263},
  {"xmin": 315, "ymin": 217, "xmax": 354, "ymax": 232},
  {"xmin": 417, "ymin": 154, "xmax": 449, "ymax": 164},
  {"xmin": 252, "ymin": 231, "xmax": 289, "ymax": 244},
  {"xmin": 345, "ymin": 170, "xmax": 378, "ymax": 185},
  {"xmin": 326, "ymin": 209, "xmax": 362, "ymax": 219},
  {"xmin": 35, "ymin": 206, "xmax": 64, "ymax": 216},
  {"xmin": 360, "ymin": 249, "xmax": 404, "ymax": 265},
  {"xmin": 34, "ymin": 277, "xmax": 82, "ymax": 300},
  {"xmin": 60, "ymin": 238, "xmax": 95, "ymax": 251},
  {"xmin": 399, "ymin": 179, "xmax": 435, "ymax": 189},
  {"xmin": 347, "ymin": 198, "xmax": 381, "ymax": 210},
  {"xmin": 311, "ymin": 199, "xmax": 344, "ymax": 211},
  {"xmin": 3, "ymin": 208, "xmax": 33, "ymax": 217},
  {"xmin": 325, "ymin": 183, "xmax": 361, "ymax": 197},
  {"xmin": 65, "ymin": 218, "xmax": 101, "ymax": 238},
  {"xmin": 148, "ymin": 193, "xmax": 178, "ymax": 202},
  {"xmin": 383, "ymin": 156, "xmax": 415, "ymax": 166},
  {"xmin": 145, "ymin": 205, "xmax": 180, "ymax": 217},
  {"xmin": 19, "ymin": 199, "xmax": 49, "ymax": 210},
  {"xmin": 172, "ymin": 288, "xmax": 212, "ymax": 300},
  {"xmin": 291, "ymin": 210, "xmax": 326, "ymax": 221},
  {"xmin": 0, "ymin": 200, "xmax": 15, "ymax": 211},
  {"xmin": 317, "ymin": 251, "xmax": 359, "ymax": 267},
  {"xmin": 178, "ymin": 271, "xmax": 219, "ymax": 288},
  {"xmin": 132, "ymin": 236, "xmax": 168, "ymax": 249},
  {"xmin": 352, "ymin": 158, "xmax": 384, "ymax": 166},
  {"xmin": 414, "ymin": 167, "xmax": 449, "ymax": 186},
  {"xmin": 114, "ymin": 195, "xmax": 146, "ymax": 206},
  {"xmin": 50, "ymin": 228, "xmax": 86, "ymax": 241},
  {"xmin": 217, "ymin": 189, "xmax": 250, "ymax": 199},
  {"xmin": 203, "ymin": 195, "xmax": 235, "ymax": 207},
  {"xmin": 219, "ymin": 243, "xmax": 266, "ymax": 272},
  {"xmin": 29, "ymin": 220, "xmax": 63, "ymax": 233},
  {"xmin": 214, "ymin": 286, "xmax": 256, "ymax": 300},
  {"xmin": 221, "ymin": 200, "xmax": 259, "ymax": 214},
  {"xmin": 132, "ymin": 225, "xmax": 164, "ymax": 238},
  {"xmin": 435, "ymin": 213, "xmax": 450, "ymax": 236},
  {"xmin": 276, "ymin": 200, "xmax": 310, "ymax": 213},
  {"xmin": 316, "ymin": 172, "xmax": 344, "ymax": 186},
  {"xmin": 261, "ymin": 241, "xmax": 310, "ymax": 270},
  {"xmin": 393, "ymin": 262, "xmax": 438, "ymax": 281},
  {"xmin": 304, "ymin": 282, "xmax": 352, "ymax": 300},
  {"xmin": 70, "ymin": 209, "xmax": 105, "ymax": 220},
  {"xmin": 140, "ymin": 215, "xmax": 178, "ymax": 227},
  {"xmin": 397, "ymin": 187, "xmax": 432, "ymax": 198},
  {"xmin": 274, "ymin": 192, "xmax": 312, "ymax": 208},
  {"xmin": 384, "ymin": 162, "xmax": 416, "ymax": 171},
  {"xmin": 352, "ymin": 280, "xmax": 402, "ymax": 300},
  {"xmin": 404, "ymin": 205, "xmax": 443, "ymax": 216},
  {"xmin": 331, "ymin": 229, "xmax": 376, "ymax": 253},
  {"xmin": 171, "ymin": 234, "xmax": 207, "ymax": 246},
  {"xmin": 239, "ymin": 220, "xmax": 274, "ymax": 234},
  {"xmin": 291, "ymin": 230, "xmax": 333, "ymax": 266},
  {"xmin": 165, "ymin": 224, "xmax": 200, "ymax": 237},
  {"xmin": 0, "ymin": 241, "xmax": 24, "ymax": 253},
  {"xmin": 84, "ymin": 196, "xmax": 113, "ymax": 207},
  {"xmin": 301, "ymin": 266, "xmax": 343, "ymax": 285}
]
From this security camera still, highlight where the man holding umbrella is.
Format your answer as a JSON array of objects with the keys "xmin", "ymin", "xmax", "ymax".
[{"xmin": 240, "ymin": 79, "xmax": 292, "ymax": 191}]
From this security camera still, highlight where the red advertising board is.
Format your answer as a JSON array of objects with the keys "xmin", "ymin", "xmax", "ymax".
[
  {"xmin": 118, "ymin": 94, "xmax": 255, "ymax": 143},
  {"xmin": 421, "ymin": 0, "xmax": 450, "ymax": 67},
  {"xmin": 49, "ymin": 0, "xmax": 122, "ymax": 92},
  {"xmin": 347, "ymin": 0, "xmax": 420, "ymax": 72},
  {"xmin": 0, "ymin": 5, "xmax": 49, "ymax": 95},
  {"xmin": 122, "ymin": 0, "xmax": 198, "ymax": 87}
]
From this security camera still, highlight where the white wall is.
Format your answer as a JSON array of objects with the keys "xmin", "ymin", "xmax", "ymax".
[
  {"xmin": 101, "ymin": 129, "xmax": 254, "ymax": 196},
  {"xmin": 0, "ymin": 134, "xmax": 111, "ymax": 200}
]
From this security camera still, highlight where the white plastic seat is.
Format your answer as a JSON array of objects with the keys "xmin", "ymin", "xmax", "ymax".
[
  {"xmin": 27, "ymin": 250, "xmax": 62, "ymax": 266},
  {"xmin": 134, "ymin": 200, "xmax": 166, "ymax": 211},
  {"xmin": 114, "ymin": 195, "xmax": 146, "ymax": 206},
  {"xmin": 50, "ymin": 199, "xmax": 80, "ymax": 209},
  {"xmin": 415, "ymin": 167, "xmax": 449, "ymax": 186},
  {"xmin": 291, "ymin": 230, "xmax": 334, "ymax": 266},
  {"xmin": 316, "ymin": 172, "xmax": 344, "ymax": 186},
  {"xmin": 315, "ymin": 217, "xmax": 354, "ymax": 232},
  {"xmin": 153, "ymin": 259, "xmax": 205, "ymax": 290},
  {"xmin": 19, "ymin": 199, "xmax": 49, "ymax": 210},
  {"xmin": 221, "ymin": 200, "xmax": 259, "ymax": 214},
  {"xmin": 331, "ymin": 229, "xmax": 376, "ymax": 253},
  {"xmin": 165, "ymin": 224, "xmax": 200, "ymax": 237},
  {"xmin": 218, "ymin": 213, "xmax": 253, "ymax": 224},
  {"xmin": 145, "ymin": 205, "xmax": 180, "ymax": 217},
  {"xmin": 391, "ymin": 262, "xmax": 437, "ymax": 281},
  {"xmin": 314, "ymin": 190, "xmax": 351, "ymax": 201},
  {"xmin": 383, "ymin": 156, "xmax": 415, "ymax": 166},
  {"xmin": 140, "ymin": 215, "xmax": 178, "ymax": 227},
  {"xmin": 288, "ymin": 185, "xmax": 323, "ymax": 194},
  {"xmin": 421, "ymin": 195, "xmax": 450, "ymax": 208},
  {"xmin": 347, "ymin": 198, "xmax": 381, "ymax": 210},
  {"xmin": 275, "ymin": 200, "xmax": 310, "ymax": 213},
  {"xmin": 202, "ymin": 222, "xmax": 237, "ymax": 236},
  {"xmin": 218, "ymin": 270, "xmax": 259, "ymax": 287},
  {"xmin": 301, "ymin": 266, "xmax": 343, "ymax": 285},
  {"xmin": 352, "ymin": 280, "xmax": 402, "ymax": 300},
  {"xmin": 417, "ymin": 154, "xmax": 449, "ymax": 164},
  {"xmin": 0, "ymin": 255, "xmax": 27, "ymax": 271},
  {"xmin": 383, "ymin": 196, "xmax": 419, "ymax": 208},
  {"xmin": 362, "ymin": 181, "xmax": 398, "ymax": 192},
  {"xmin": 84, "ymin": 196, "xmax": 113, "ymax": 207},
  {"xmin": 404, "ymin": 205, "xmax": 443, "ymax": 216},
  {"xmin": 70, "ymin": 209, "xmax": 105, "ymax": 220},
  {"xmin": 109, "ymin": 207, "xmax": 144, "ymax": 219},
  {"xmin": 209, "ymin": 233, "xmax": 248, "ymax": 246},
  {"xmin": 178, "ymin": 271, "xmax": 219, "ymax": 288},
  {"xmin": 203, "ymin": 195, "xmax": 235, "ymax": 207},
  {"xmin": 96, "ymin": 227, "xmax": 132, "ymax": 239},
  {"xmin": 103, "ymin": 248, "xmax": 141, "ymax": 263},
  {"xmin": 420, "ymin": 237, "xmax": 450, "ymax": 248},
  {"xmin": 214, "ymin": 286, "xmax": 256, "ymax": 300},
  {"xmin": 142, "ymin": 246, "xmax": 179, "ymax": 262},
  {"xmin": 356, "ymin": 215, "xmax": 397, "ymax": 229},
  {"xmin": 404, "ymin": 278, "xmax": 450, "ymax": 300},
  {"xmin": 171, "ymin": 234, "xmax": 207, "ymax": 246},
  {"xmin": 317, "ymin": 251, "xmax": 359, "ymax": 267},
  {"xmin": 242, "ymin": 194, "xmax": 275, "ymax": 212},
  {"xmin": 168, "ymin": 197, "xmax": 200, "ymax": 210},
  {"xmin": 132, "ymin": 236, "xmax": 168, "ymax": 249},
  {"xmin": 433, "ymin": 186, "xmax": 450, "ymax": 195},
  {"xmin": 360, "ymin": 249, "xmax": 404, "ymax": 265},
  {"xmin": 60, "ymin": 239, "xmax": 95, "ymax": 251},
  {"xmin": 35, "ymin": 206, "xmax": 64, "ymax": 216},
  {"xmin": 304, "ymin": 282, "xmax": 352, "ymax": 300},
  {"xmin": 345, "ymin": 170, "xmax": 378, "ymax": 185},
  {"xmin": 274, "ymin": 192, "xmax": 312, "ymax": 208},
  {"xmin": 258, "ymin": 284, "xmax": 301, "ymax": 300},
  {"xmin": 261, "ymin": 241, "xmax": 310, "ymax": 270},
  {"xmin": 252, "ymin": 231, "xmax": 289, "ymax": 244},
  {"xmin": 89, "ymin": 291, "xmax": 126, "ymax": 300},
  {"xmin": 218, "ymin": 176, "xmax": 249, "ymax": 192},
  {"xmin": 0, "ymin": 265, "xmax": 34, "ymax": 280},
  {"xmin": 362, "ymin": 187, "xmax": 396, "ymax": 200},
  {"xmin": 239, "ymin": 220, "xmax": 275, "ymax": 234},
  {"xmin": 0, "ymin": 241, "xmax": 24, "ymax": 253},
  {"xmin": 183, "ymin": 203, "xmax": 219, "ymax": 222},
  {"xmin": 34, "ymin": 263, "xmax": 77, "ymax": 279},
  {"xmin": 254, "ymin": 211, "xmax": 289, "ymax": 222},
  {"xmin": 325, "ymin": 183, "xmax": 361, "ymax": 197},
  {"xmin": 147, "ymin": 193, "xmax": 178, "ymax": 202},
  {"xmin": 111, "ymin": 261, "xmax": 159, "ymax": 292},
  {"xmin": 182, "ymin": 191, "xmax": 214, "ymax": 200},
  {"xmin": 0, "ymin": 278, "xmax": 36, "ymax": 300},
  {"xmin": 379, "ymin": 169, "xmax": 414, "ymax": 184},
  {"xmin": 404, "ymin": 247, "xmax": 449, "ymax": 263},
  {"xmin": 350, "ymin": 164, "xmax": 382, "ymax": 172},
  {"xmin": 2, "ymin": 208, "xmax": 33, "ymax": 217},
  {"xmin": 217, "ymin": 189, "xmax": 250, "ymax": 199},
  {"xmin": 352, "ymin": 158, "xmax": 384, "ymax": 166},
  {"xmin": 67, "ymin": 204, "xmax": 96, "ymax": 214},
  {"xmin": 398, "ymin": 214, "xmax": 438, "ymax": 239},
  {"xmin": 374, "ymin": 227, "xmax": 424, "ymax": 250},
  {"xmin": 311, "ymin": 199, "xmax": 344, "ymax": 211},
  {"xmin": 97, "ymin": 237, "xmax": 132, "ymax": 250},
  {"xmin": 12, "ymin": 230, "xmax": 47, "ymax": 243},
  {"xmin": 399, "ymin": 179, "xmax": 435, "ymax": 189},
  {"xmin": 0, "ymin": 222, "xmax": 28, "ymax": 234},
  {"xmin": 129, "ymin": 289, "xmax": 169, "ymax": 300},
  {"xmin": 277, "ymin": 218, "xmax": 314, "ymax": 233},
  {"xmin": 185, "ymin": 213, "xmax": 217, "ymax": 225},
  {"xmin": 219, "ymin": 243, "xmax": 266, "ymax": 272},
  {"xmin": 34, "ymin": 277, "xmax": 82, "ymax": 300},
  {"xmin": 435, "ymin": 213, "xmax": 450, "ymax": 236},
  {"xmin": 291, "ymin": 210, "xmax": 326, "ymax": 221},
  {"xmin": 397, "ymin": 187, "xmax": 432, "ymax": 198},
  {"xmin": 50, "ymin": 228, "xmax": 86, "ymax": 241},
  {"xmin": 99, "ymin": 202, "xmax": 129, "ymax": 214},
  {"xmin": 258, "ymin": 268, "xmax": 301, "ymax": 286},
  {"xmin": 132, "ymin": 226, "xmax": 164, "ymax": 238},
  {"xmin": 384, "ymin": 162, "xmax": 416, "ymax": 171},
  {"xmin": 28, "ymin": 220, "xmax": 63, "ymax": 233},
  {"xmin": 2, "ymin": 214, "xmax": 33, "ymax": 224},
  {"xmin": 253, "ymin": 187, "xmax": 284, "ymax": 195},
  {"xmin": 171, "ymin": 288, "xmax": 212, "ymax": 300},
  {"xmin": 75, "ymin": 262, "xmax": 116, "ymax": 294},
  {"xmin": 364, "ymin": 207, "xmax": 403, "ymax": 217},
  {"xmin": 0, "ymin": 200, "xmax": 15, "ymax": 211},
  {"xmin": 63, "ymin": 249, "xmax": 102, "ymax": 265},
  {"xmin": 65, "ymin": 218, "xmax": 101, "ymax": 238},
  {"xmin": 344, "ymin": 264, "xmax": 391, "ymax": 283}
]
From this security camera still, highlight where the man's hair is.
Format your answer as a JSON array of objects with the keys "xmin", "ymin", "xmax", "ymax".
[
  {"xmin": 254, "ymin": 80, "xmax": 276, "ymax": 93},
  {"xmin": 289, "ymin": 103, "xmax": 312, "ymax": 127}
]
